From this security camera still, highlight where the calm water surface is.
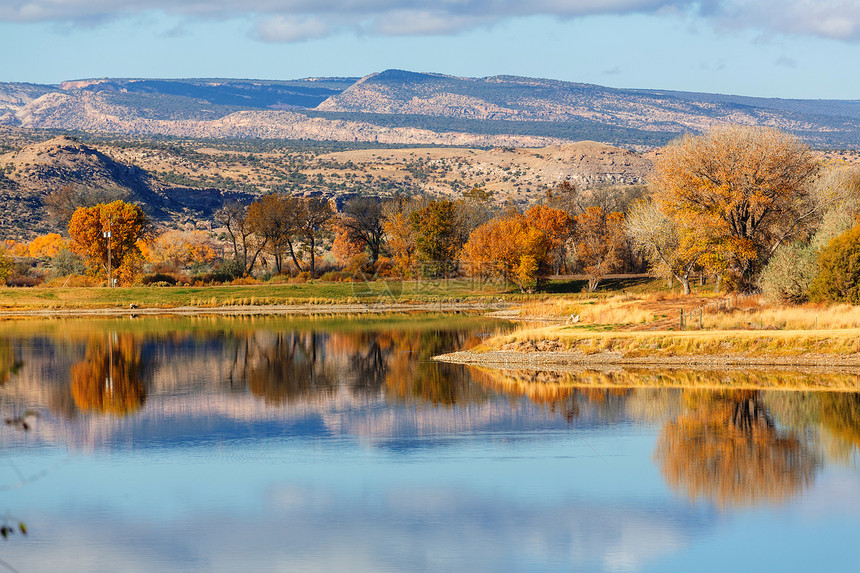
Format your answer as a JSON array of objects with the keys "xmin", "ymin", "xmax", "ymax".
[{"xmin": 0, "ymin": 316, "xmax": 859, "ymax": 572}]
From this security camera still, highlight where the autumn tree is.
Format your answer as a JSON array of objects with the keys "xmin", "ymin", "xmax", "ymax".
[
  {"xmin": 382, "ymin": 196, "xmax": 425, "ymax": 278},
  {"xmin": 409, "ymin": 199, "xmax": 462, "ymax": 277},
  {"xmin": 460, "ymin": 213, "xmax": 552, "ymax": 292},
  {"xmin": 652, "ymin": 126, "xmax": 820, "ymax": 292},
  {"xmin": 339, "ymin": 197, "xmax": 385, "ymax": 263},
  {"xmin": 808, "ymin": 223, "xmax": 860, "ymax": 304},
  {"xmin": 525, "ymin": 204, "xmax": 574, "ymax": 274},
  {"xmin": 626, "ymin": 200, "xmax": 711, "ymax": 295},
  {"xmin": 294, "ymin": 197, "xmax": 334, "ymax": 276},
  {"xmin": 574, "ymin": 207, "xmax": 626, "ymax": 291},
  {"xmin": 246, "ymin": 194, "xmax": 299, "ymax": 274},
  {"xmin": 761, "ymin": 165, "xmax": 860, "ymax": 303},
  {"xmin": 68, "ymin": 200, "xmax": 150, "ymax": 285},
  {"xmin": 147, "ymin": 230, "xmax": 217, "ymax": 272},
  {"xmin": 28, "ymin": 233, "xmax": 67, "ymax": 258}
]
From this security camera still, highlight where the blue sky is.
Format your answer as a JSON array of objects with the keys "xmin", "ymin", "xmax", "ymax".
[{"xmin": 1, "ymin": 1, "xmax": 859, "ymax": 99}]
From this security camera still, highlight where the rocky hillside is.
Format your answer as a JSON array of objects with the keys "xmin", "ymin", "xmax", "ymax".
[
  {"xmin": 318, "ymin": 70, "xmax": 860, "ymax": 147},
  {"xmin": 3, "ymin": 71, "xmax": 860, "ymax": 148},
  {"xmin": 0, "ymin": 129, "xmax": 658, "ymax": 239},
  {"xmin": 0, "ymin": 136, "xmax": 255, "ymax": 238}
]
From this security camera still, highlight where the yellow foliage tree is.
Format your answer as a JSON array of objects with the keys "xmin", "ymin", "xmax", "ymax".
[
  {"xmin": 147, "ymin": 230, "xmax": 218, "ymax": 271},
  {"xmin": 28, "ymin": 233, "xmax": 67, "ymax": 258},
  {"xmin": 652, "ymin": 126, "xmax": 820, "ymax": 292},
  {"xmin": 383, "ymin": 210, "xmax": 418, "ymax": 278},
  {"xmin": 68, "ymin": 200, "xmax": 150, "ymax": 285}
]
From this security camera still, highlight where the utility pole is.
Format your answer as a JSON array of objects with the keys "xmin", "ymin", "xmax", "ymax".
[{"xmin": 103, "ymin": 215, "xmax": 112, "ymax": 288}]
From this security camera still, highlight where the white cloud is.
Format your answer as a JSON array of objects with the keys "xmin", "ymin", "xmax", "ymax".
[
  {"xmin": 254, "ymin": 15, "xmax": 332, "ymax": 42},
  {"xmin": 2, "ymin": 1, "xmax": 860, "ymax": 43}
]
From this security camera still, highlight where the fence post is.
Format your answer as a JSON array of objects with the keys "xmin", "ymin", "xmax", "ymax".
[
  {"xmin": 680, "ymin": 308, "xmax": 685, "ymax": 330},
  {"xmin": 699, "ymin": 307, "xmax": 703, "ymax": 329}
]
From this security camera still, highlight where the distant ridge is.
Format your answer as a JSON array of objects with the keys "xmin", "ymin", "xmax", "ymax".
[{"xmin": 1, "ymin": 70, "xmax": 860, "ymax": 148}]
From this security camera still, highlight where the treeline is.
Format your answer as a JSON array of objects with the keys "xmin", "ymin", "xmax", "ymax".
[
  {"xmin": 3, "ymin": 126, "xmax": 859, "ymax": 301},
  {"xmin": 627, "ymin": 126, "xmax": 860, "ymax": 302}
]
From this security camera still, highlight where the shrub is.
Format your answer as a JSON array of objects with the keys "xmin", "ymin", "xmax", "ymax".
[
  {"xmin": 319, "ymin": 271, "xmax": 352, "ymax": 282},
  {"xmin": 809, "ymin": 224, "xmax": 860, "ymax": 304},
  {"xmin": 141, "ymin": 272, "xmax": 178, "ymax": 286},
  {"xmin": 760, "ymin": 241, "xmax": 819, "ymax": 303},
  {"xmin": 6, "ymin": 275, "xmax": 43, "ymax": 287}
]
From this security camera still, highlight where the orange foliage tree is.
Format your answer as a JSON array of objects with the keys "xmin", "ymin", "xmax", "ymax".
[
  {"xmin": 652, "ymin": 126, "xmax": 820, "ymax": 292},
  {"xmin": 574, "ymin": 207, "xmax": 626, "ymax": 291},
  {"xmin": 525, "ymin": 204, "xmax": 574, "ymax": 273},
  {"xmin": 28, "ymin": 233, "xmax": 68, "ymax": 258},
  {"xmin": 382, "ymin": 197, "xmax": 425, "ymax": 278},
  {"xmin": 68, "ymin": 200, "xmax": 150, "ymax": 285},
  {"xmin": 461, "ymin": 212, "xmax": 559, "ymax": 292}
]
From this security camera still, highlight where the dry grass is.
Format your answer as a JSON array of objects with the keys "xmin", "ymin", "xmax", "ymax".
[
  {"xmin": 703, "ymin": 302, "xmax": 860, "ymax": 330},
  {"xmin": 516, "ymin": 295, "xmax": 658, "ymax": 325},
  {"xmin": 516, "ymin": 294, "xmax": 860, "ymax": 332},
  {"xmin": 488, "ymin": 326, "xmax": 860, "ymax": 357}
]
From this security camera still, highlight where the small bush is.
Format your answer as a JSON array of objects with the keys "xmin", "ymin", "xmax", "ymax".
[
  {"xmin": 231, "ymin": 277, "xmax": 259, "ymax": 285},
  {"xmin": 809, "ymin": 224, "xmax": 860, "ymax": 303},
  {"xmin": 141, "ymin": 272, "xmax": 178, "ymax": 286},
  {"xmin": 319, "ymin": 271, "xmax": 352, "ymax": 282},
  {"xmin": 760, "ymin": 241, "xmax": 819, "ymax": 303},
  {"xmin": 6, "ymin": 275, "xmax": 43, "ymax": 287}
]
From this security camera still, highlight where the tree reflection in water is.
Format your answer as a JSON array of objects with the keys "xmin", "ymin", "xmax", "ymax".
[
  {"xmin": 70, "ymin": 334, "xmax": 147, "ymax": 416},
  {"xmin": 245, "ymin": 332, "xmax": 336, "ymax": 404},
  {"xmin": 469, "ymin": 367, "xmax": 836, "ymax": 508},
  {"xmin": 654, "ymin": 390, "xmax": 819, "ymax": 507}
]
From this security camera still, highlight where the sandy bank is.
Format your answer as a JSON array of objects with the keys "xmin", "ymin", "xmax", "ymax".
[{"xmin": 434, "ymin": 349, "xmax": 860, "ymax": 371}]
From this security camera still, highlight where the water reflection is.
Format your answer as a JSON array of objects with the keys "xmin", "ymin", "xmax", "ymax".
[
  {"xmin": 654, "ymin": 390, "xmax": 819, "ymax": 507},
  {"xmin": 1, "ymin": 318, "xmax": 860, "ymax": 572},
  {"xmin": 70, "ymin": 335, "xmax": 147, "ymax": 416},
  {"xmin": 472, "ymin": 366, "xmax": 860, "ymax": 508}
]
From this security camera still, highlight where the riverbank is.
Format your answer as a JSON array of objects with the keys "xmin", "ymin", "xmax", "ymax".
[{"xmin": 0, "ymin": 300, "xmax": 510, "ymax": 318}]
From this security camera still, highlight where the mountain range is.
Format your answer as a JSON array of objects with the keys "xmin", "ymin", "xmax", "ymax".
[{"xmin": 2, "ymin": 70, "xmax": 860, "ymax": 149}]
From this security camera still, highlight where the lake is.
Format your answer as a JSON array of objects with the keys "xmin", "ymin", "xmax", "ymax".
[{"xmin": 0, "ymin": 315, "xmax": 859, "ymax": 572}]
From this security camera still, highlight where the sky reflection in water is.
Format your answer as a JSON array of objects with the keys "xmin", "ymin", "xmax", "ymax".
[{"xmin": 0, "ymin": 316, "xmax": 859, "ymax": 572}]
